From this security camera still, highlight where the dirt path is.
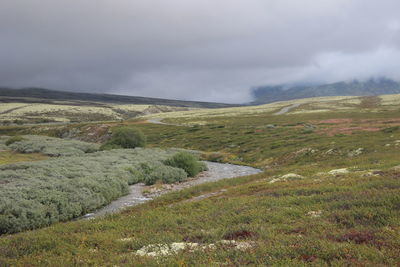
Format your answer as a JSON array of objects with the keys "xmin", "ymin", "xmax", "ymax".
[
  {"xmin": 146, "ymin": 118, "xmax": 167, "ymax": 125},
  {"xmin": 83, "ymin": 162, "xmax": 261, "ymax": 219},
  {"xmin": 274, "ymin": 103, "xmax": 301, "ymax": 115},
  {"xmin": 146, "ymin": 118, "xmax": 182, "ymax": 126}
]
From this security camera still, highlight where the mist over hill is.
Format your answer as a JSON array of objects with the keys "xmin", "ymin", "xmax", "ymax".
[
  {"xmin": 2, "ymin": 78, "xmax": 400, "ymax": 108},
  {"xmin": 252, "ymin": 78, "xmax": 400, "ymax": 104}
]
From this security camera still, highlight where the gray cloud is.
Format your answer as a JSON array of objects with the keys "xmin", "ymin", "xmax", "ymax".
[{"xmin": 1, "ymin": 0, "xmax": 400, "ymax": 103}]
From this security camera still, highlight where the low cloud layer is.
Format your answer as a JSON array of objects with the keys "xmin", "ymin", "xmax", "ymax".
[{"xmin": 1, "ymin": 0, "xmax": 400, "ymax": 103}]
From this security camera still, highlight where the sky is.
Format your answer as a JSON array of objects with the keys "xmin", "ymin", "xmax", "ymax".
[{"xmin": 1, "ymin": 0, "xmax": 400, "ymax": 103}]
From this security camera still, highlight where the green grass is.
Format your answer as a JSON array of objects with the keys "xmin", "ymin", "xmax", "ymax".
[
  {"xmin": 0, "ymin": 151, "xmax": 48, "ymax": 165},
  {"xmin": 0, "ymin": 168, "xmax": 399, "ymax": 266},
  {"xmin": 0, "ymin": 97, "xmax": 400, "ymax": 265}
]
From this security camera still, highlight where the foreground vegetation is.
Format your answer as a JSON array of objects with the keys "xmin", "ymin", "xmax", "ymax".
[
  {"xmin": 0, "ymin": 95, "xmax": 399, "ymax": 265},
  {"xmin": 0, "ymin": 164, "xmax": 399, "ymax": 266},
  {"xmin": 0, "ymin": 136, "xmax": 205, "ymax": 234}
]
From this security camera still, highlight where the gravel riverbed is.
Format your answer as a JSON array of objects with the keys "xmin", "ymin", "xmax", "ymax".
[{"xmin": 83, "ymin": 162, "xmax": 261, "ymax": 219}]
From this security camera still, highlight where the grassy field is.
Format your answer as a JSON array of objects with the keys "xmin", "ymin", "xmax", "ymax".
[
  {"xmin": 0, "ymin": 102, "xmax": 191, "ymax": 124},
  {"xmin": 0, "ymin": 95, "xmax": 399, "ymax": 266}
]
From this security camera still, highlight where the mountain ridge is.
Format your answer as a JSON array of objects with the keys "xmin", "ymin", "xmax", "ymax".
[{"xmin": 0, "ymin": 87, "xmax": 238, "ymax": 108}]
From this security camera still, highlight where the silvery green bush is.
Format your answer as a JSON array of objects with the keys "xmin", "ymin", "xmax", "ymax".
[
  {"xmin": 0, "ymin": 136, "xmax": 10, "ymax": 150},
  {"xmin": 8, "ymin": 135, "xmax": 99, "ymax": 156},
  {"xmin": 0, "ymin": 148, "xmax": 200, "ymax": 234},
  {"xmin": 134, "ymin": 162, "xmax": 187, "ymax": 185},
  {"xmin": 164, "ymin": 151, "xmax": 208, "ymax": 177}
]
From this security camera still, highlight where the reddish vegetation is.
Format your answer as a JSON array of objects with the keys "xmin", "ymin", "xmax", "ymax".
[
  {"xmin": 318, "ymin": 127, "xmax": 381, "ymax": 137},
  {"xmin": 223, "ymin": 230, "xmax": 258, "ymax": 240},
  {"xmin": 310, "ymin": 118, "xmax": 400, "ymax": 137},
  {"xmin": 337, "ymin": 231, "xmax": 375, "ymax": 244},
  {"xmin": 286, "ymin": 227, "xmax": 307, "ymax": 234},
  {"xmin": 336, "ymin": 231, "xmax": 384, "ymax": 248},
  {"xmin": 315, "ymin": 119, "xmax": 353, "ymax": 124},
  {"xmin": 300, "ymin": 255, "xmax": 317, "ymax": 263}
]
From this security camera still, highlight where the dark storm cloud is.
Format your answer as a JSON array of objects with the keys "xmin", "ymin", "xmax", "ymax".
[{"xmin": 1, "ymin": 0, "xmax": 400, "ymax": 103}]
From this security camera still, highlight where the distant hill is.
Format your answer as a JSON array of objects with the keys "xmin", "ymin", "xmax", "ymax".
[
  {"xmin": 252, "ymin": 78, "xmax": 400, "ymax": 104},
  {"xmin": 0, "ymin": 87, "xmax": 237, "ymax": 108}
]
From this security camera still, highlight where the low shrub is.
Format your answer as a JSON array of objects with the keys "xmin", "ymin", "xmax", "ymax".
[
  {"xmin": 5, "ymin": 135, "xmax": 25, "ymax": 146},
  {"xmin": 164, "ymin": 152, "xmax": 207, "ymax": 177},
  {"xmin": 101, "ymin": 127, "xmax": 146, "ymax": 150},
  {"xmin": 8, "ymin": 135, "xmax": 99, "ymax": 156},
  {"xmin": 127, "ymin": 162, "xmax": 188, "ymax": 185},
  {"xmin": 0, "ymin": 147, "xmax": 197, "ymax": 233},
  {"xmin": 138, "ymin": 162, "xmax": 188, "ymax": 185},
  {"xmin": 382, "ymin": 126, "xmax": 399, "ymax": 133}
]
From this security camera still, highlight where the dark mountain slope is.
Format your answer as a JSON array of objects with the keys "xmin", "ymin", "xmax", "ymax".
[{"xmin": 0, "ymin": 87, "xmax": 238, "ymax": 108}]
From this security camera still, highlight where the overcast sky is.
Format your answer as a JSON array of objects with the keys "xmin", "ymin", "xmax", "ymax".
[{"xmin": 1, "ymin": 0, "xmax": 400, "ymax": 103}]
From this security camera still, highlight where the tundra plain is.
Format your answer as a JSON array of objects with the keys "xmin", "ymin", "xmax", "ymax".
[{"xmin": 0, "ymin": 95, "xmax": 399, "ymax": 266}]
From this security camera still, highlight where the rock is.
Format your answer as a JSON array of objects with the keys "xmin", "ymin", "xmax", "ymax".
[
  {"xmin": 363, "ymin": 170, "xmax": 384, "ymax": 177},
  {"xmin": 135, "ymin": 240, "xmax": 254, "ymax": 257},
  {"xmin": 269, "ymin": 178, "xmax": 282, "ymax": 184},
  {"xmin": 219, "ymin": 240, "xmax": 255, "ymax": 250},
  {"xmin": 328, "ymin": 168, "xmax": 350, "ymax": 175},
  {"xmin": 348, "ymin": 148, "xmax": 364, "ymax": 157},
  {"xmin": 325, "ymin": 148, "xmax": 338, "ymax": 155},
  {"xmin": 118, "ymin": 237, "xmax": 134, "ymax": 242},
  {"xmin": 269, "ymin": 173, "xmax": 303, "ymax": 183},
  {"xmin": 266, "ymin": 124, "xmax": 276, "ymax": 129},
  {"xmin": 391, "ymin": 165, "xmax": 400, "ymax": 171},
  {"xmin": 294, "ymin": 148, "xmax": 317, "ymax": 155},
  {"xmin": 307, "ymin": 210, "xmax": 323, "ymax": 218},
  {"xmin": 280, "ymin": 173, "xmax": 304, "ymax": 180}
]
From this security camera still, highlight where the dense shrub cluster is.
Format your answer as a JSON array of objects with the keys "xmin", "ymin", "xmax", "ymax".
[
  {"xmin": 101, "ymin": 127, "xmax": 146, "ymax": 150},
  {"xmin": 131, "ymin": 162, "xmax": 188, "ymax": 185},
  {"xmin": 5, "ymin": 135, "xmax": 25, "ymax": 146},
  {"xmin": 0, "ymin": 148, "xmax": 205, "ymax": 233},
  {"xmin": 0, "ymin": 136, "xmax": 8, "ymax": 150},
  {"xmin": 164, "ymin": 152, "xmax": 208, "ymax": 177},
  {"xmin": 7, "ymin": 135, "xmax": 99, "ymax": 156}
]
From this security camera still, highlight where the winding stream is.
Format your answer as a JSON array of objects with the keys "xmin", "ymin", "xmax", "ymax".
[{"xmin": 83, "ymin": 162, "xmax": 261, "ymax": 219}]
